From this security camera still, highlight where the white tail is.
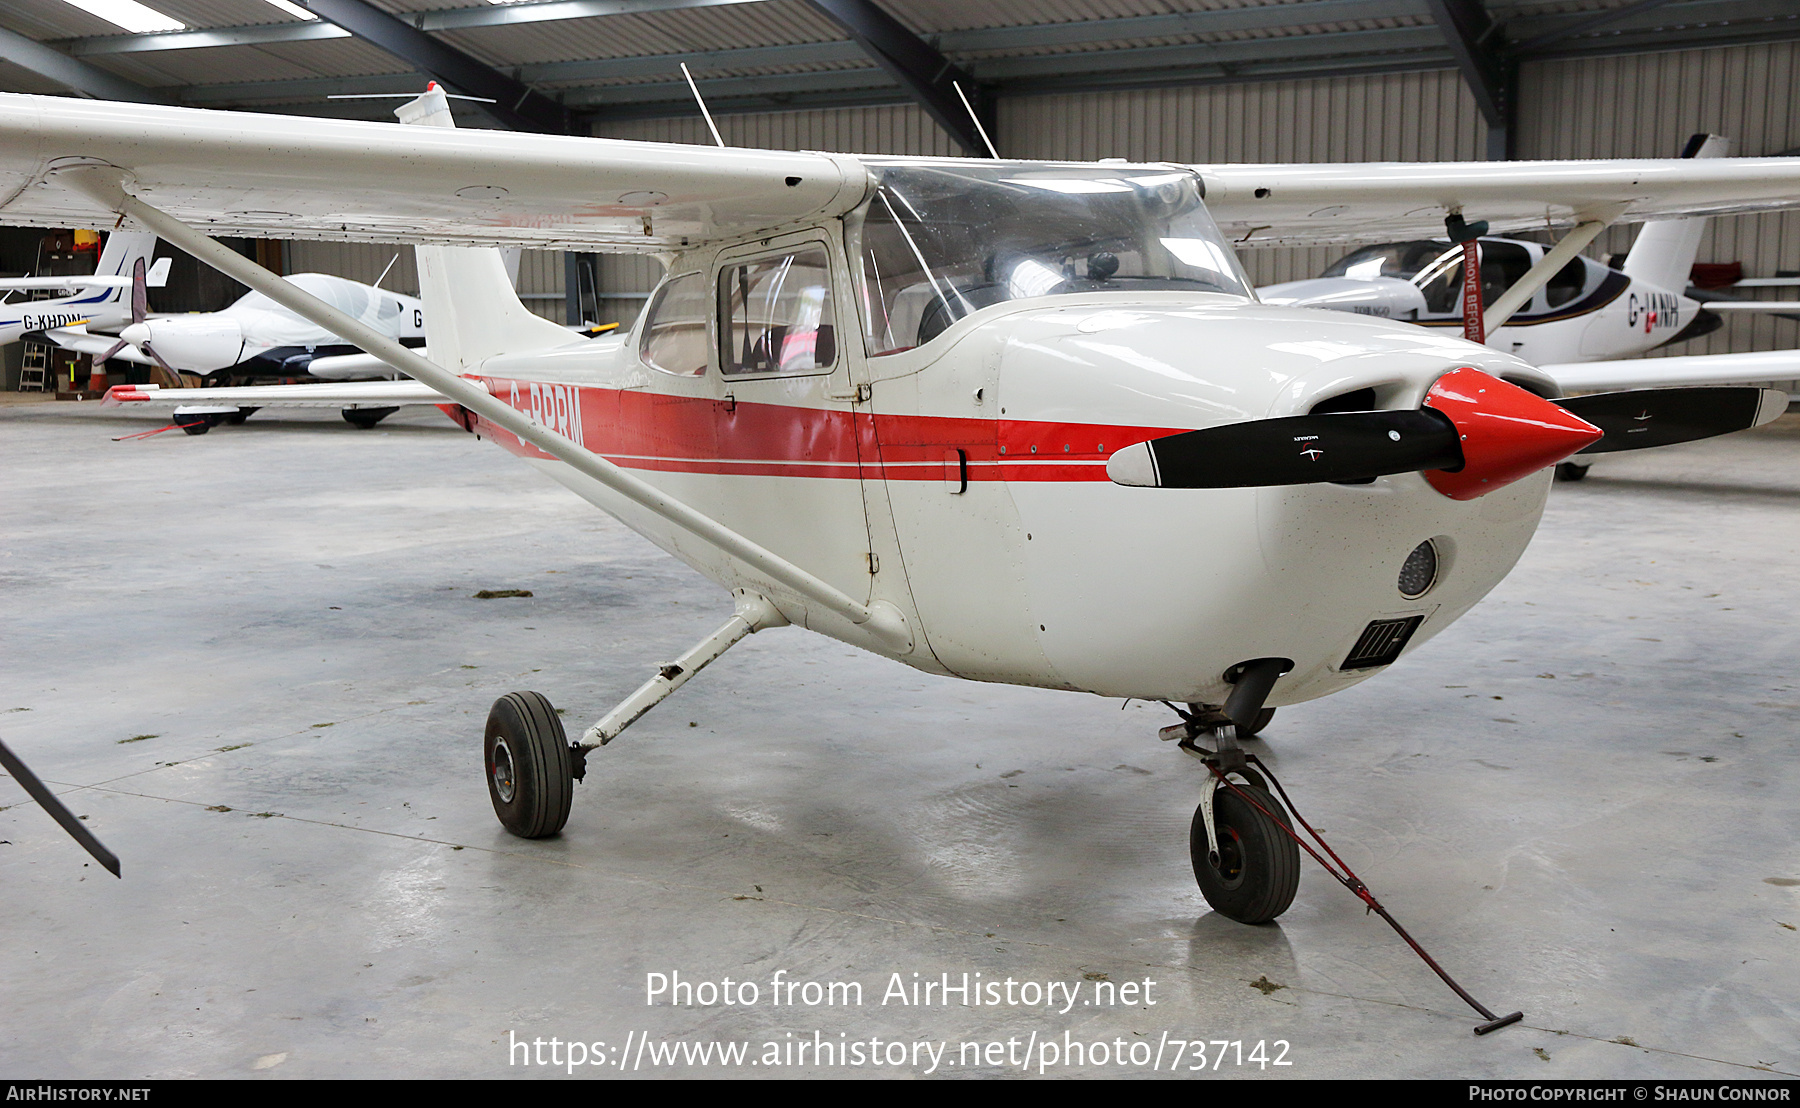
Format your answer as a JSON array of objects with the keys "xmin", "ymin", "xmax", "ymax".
[
  {"xmin": 1621, "ymin": 133, "xmax": 1728, "ymax": 295},
  {"xmin": 395, "ymin": 85, "xmax": 574, "ymax": 372},
  {"xmin": 94, "ymin": 231, "xmax": 160, "ymax": 301}
]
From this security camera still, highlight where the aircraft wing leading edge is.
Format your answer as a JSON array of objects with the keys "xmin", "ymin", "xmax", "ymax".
[
  {"xmin": 0, "ymin": 94, "xmax": 864, "ymax": 251},
  {"xmin": 1542, "ymin": 349, "xmax": 1800, "ymax": 393}
]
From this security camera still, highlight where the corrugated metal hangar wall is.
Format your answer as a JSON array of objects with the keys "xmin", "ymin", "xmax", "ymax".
[{"xmin": 288, "ymin": 39, "xmax": 1800, "ymax": 362}]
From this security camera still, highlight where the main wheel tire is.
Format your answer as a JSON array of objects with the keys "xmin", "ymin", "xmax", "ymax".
[
  {"xmin": 342, "ymin": 406, "xmax": 398, "ymax": 429},
  {"xmin": 178, "ymin": 419, "xmax": 210, "ymax": 436},
  {"xmin": 224, "ymin": 406, "xmax": 259, "ymax": 425},
  {"xmin": 1555, "ymin": 462, "xmax": 1591, "ymax": 482},
  {"xmin": 484, "ymin": 691, "xmax": 574, "ymax": 839},
  {"xmin": 1190, "ymin": 783, "xmax": 1300, "ymax": 924}
]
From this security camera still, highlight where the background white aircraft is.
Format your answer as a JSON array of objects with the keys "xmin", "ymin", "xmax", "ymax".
[
  {"xmin": 1256, "ymin": 135, "xmax": 1798, "ymax": 479},
  {"xmin": 0, "ymin": 230, "xmax": 164, "ymax": 345},
  {"xmin": 47, "ymin": 269, "xmax": 427, "ymax": 385}
]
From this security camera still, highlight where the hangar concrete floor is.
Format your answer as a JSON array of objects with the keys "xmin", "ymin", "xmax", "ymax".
[{"xmin": 1, "ymin": 398, "xmax": 1796, "ymax": 1080}]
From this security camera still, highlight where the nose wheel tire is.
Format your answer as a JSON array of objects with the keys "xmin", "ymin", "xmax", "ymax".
[
  {"xmin": 484, "ymin": 691, "xmax": 573, "ymax": 839},
  {"xmin": 1190, "ymin": 783, "xmax": 1300, "ymax": 924},
  {"xmin": 1238, "ymin": 707, "xmax": 1275, "ymax": 737}
]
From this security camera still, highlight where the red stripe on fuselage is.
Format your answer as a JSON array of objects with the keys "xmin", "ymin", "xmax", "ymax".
[{"xmin": 458, "ymin": 377, "xmax": 1180, "ymax": 482}]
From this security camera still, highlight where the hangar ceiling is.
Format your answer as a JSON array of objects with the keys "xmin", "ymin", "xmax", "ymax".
[{"xmin": 2, "ymin": 0, "xmax": 1796, "ymax": 159}]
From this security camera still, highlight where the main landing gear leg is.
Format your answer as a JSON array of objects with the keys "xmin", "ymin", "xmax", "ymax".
[{"xmin": 483, "ymin": 590, "xmax": 788, "ymax": 839}]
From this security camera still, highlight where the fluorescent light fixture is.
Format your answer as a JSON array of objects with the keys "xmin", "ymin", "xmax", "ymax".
[
  {"xmin": 261, "ymin": 0, "xmax": 316, "ymax": 19},
  {"xmin": 60, "ymin": 0, "xmax": 186, "ymax": 33}
]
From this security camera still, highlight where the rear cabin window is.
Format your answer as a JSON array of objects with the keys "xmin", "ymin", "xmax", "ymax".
[
  {"xmin": 639, "ymin": 272, "xmax": 709, "ymax": 376},
  {"xmin": 718, "ymin": 247, "xmax": 837, "ymax": 376}
]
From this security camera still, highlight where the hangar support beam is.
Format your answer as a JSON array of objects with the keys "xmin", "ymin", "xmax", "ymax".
[
  {"xmin": 1422, "ymin": 0, "xmax": 1514, "ymax": 161},
  {"xmin": 0, "ymin": 26, "xmax": 170, "ymax": 105},
  {"xmin": 297, "ymin": 0, "xmax": 571, "ymax": 133},
  {"xmin": 803, "ymin": 0, "xmax": 996, "ymax": 159}
]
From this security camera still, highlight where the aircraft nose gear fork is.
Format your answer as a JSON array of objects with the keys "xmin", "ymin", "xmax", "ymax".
[
  {"xmin": 481, "ymin": 591, "xmax": 788, "ymax": 839},
  {"xmin": 1161, "ymin": 659, "xmax": 1525, "ymax": 1036}
]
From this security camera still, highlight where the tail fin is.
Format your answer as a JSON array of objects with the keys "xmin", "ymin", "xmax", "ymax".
[
  {"xmin": 1621, "ymin": 133, "xmax": 1728, "ymax": 294},
  {"xmin": 395, "ymin": 85, "xmax": 573, "ymax": 371},
  {"xmin": 93, "ymin": 231, "xmax": 160, "ymax": 303}
]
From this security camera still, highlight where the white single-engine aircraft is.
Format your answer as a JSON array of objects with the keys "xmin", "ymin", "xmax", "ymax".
[
  {"xmin": 48, "ymin": 267, "xmax": 429, "ymax": 409},
  {"xmin": 3, "ymin": 87, "xmax": 1797, "ymax": 934},
  {"xmin": 0, "ymin": 230, "xmax": 164, "ymax": 346}
]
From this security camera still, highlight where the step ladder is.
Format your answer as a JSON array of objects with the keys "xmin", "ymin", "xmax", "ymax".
[{"xmin": 18, "ymin": 341, "xmax": 48, "ymax": 392}]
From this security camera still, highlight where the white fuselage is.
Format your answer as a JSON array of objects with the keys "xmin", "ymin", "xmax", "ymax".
[{"xmin": 462, "ymin": 285, "xmax": 1554, "ymax": 709}]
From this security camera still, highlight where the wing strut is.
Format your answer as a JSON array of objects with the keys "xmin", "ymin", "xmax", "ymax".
[
  {"xmin": 1482, "ymin": 213, "xmax": 1617, "ymax": 334},
  {"xmin": 60, "ymin": 167, "xmax": 908, "ymax": 650}
]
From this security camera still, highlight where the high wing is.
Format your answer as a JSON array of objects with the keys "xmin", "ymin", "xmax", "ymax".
[
  {"xmin": 1196, "ymin": 160, "xmax": 1800, "ymax": 247},
  {"xmin": 101, "ymin": 380, "xmax": 444, "ymax": 410},
  {"xmin": 1542, "ymin": 350, "xmax": 1800, "ymax": 393},
  {"xmin": 5, "ymin": 94, "xmax": 1800, "ymax": 253},
  {"xmin": 0, "ymin": 94, "xmax": 866, "ymax": 252}
]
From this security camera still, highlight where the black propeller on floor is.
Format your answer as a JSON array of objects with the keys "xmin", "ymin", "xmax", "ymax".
[
  {"xmin": 0, "ymin": 737, "xmax": 120, "ymax": 877},
  {"xmin": 1108, "ymin": 377, "xmax": 1785, "ymax": 493}
]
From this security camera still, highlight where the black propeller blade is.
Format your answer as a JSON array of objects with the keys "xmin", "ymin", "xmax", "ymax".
[
  {"xmin": 1558, "ymin": 387, "xmax": 1787, "ymax": 454},
  {"xmin": 1110, "ymin": 409, "xmax": 1463, "ymax": 489},
  {"xmin": 0, "ymin": 737, "xmax": 120, "ymax": 877}
]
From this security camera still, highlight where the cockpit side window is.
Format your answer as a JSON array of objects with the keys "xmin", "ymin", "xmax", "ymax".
[
  {"xmin": 717, "ymin": 247, "xmax": 837, "ymax": 377},
  {"xmin": 1410, "ymin": 240, "xmax": 1532, "ymax": 315},
  {"xmin": 1544, "ymin": 256, "xmax": 1590, "ymax": 308},
  {"xmin": 639, "ymin": 272, "xmax": 709, "ymax": 376}
]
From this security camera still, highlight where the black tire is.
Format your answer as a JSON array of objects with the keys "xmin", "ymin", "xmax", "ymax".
[
  {"xmin": 1190, "ymin": 783, "xmax": 1300, "ymax": 924},
  {"xmin": 224, "ymin": 406, "xmax": 259, "ymax": 425},
  {"xmin": 484, "ymin": 691, "xmax": 574, "ymax": 839},
  {"xmin": 178, "ymin": 419, "xmax": 210, "ymax": 436},
  {"xmin": 342, "ymin": 406, "xmax": 398, "ymax": 429},
  {"xmin": 1239, "ymin": 707, "xmax": 1275, "ymax": 737},
  {"xmin": 1555, "ymin": 462, "xmax": 1590, "ymax": 482}
]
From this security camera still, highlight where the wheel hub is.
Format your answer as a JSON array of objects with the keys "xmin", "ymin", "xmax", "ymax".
[{"xmin": 490, "ymin": 738, "xmax": 516, "ymax": 803}]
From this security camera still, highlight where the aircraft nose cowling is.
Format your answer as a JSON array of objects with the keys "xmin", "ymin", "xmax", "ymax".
[
  {"xmin": 135, "ymin": 317, "xmax": 245, "ymax": 372},
  {"xmin": 1421, "ymin": 368, "xmax": 1602, "ymax": 500}
]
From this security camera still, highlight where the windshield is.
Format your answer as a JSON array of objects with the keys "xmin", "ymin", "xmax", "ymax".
[
  {"xmin": 1320, "ymin": 240, "xmax": 1451, "ymax": 282},
  {"xmin": 1321, "ymin": 238, "xmax": 1537, "ymax": 314},
  {"xmin": 850, "ymin": 162, "xmax": 1253, "ymax": 356}
]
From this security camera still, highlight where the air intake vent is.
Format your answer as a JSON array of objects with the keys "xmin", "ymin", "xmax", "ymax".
[{"xmin": 1342, "ymin": 616, "xmax": 1424, "ymax": 670}]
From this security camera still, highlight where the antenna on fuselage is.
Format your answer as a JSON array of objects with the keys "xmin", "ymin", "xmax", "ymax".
[
  {"xmin": 952, "ymin": 80, "xmax": 999, "ymax": 159},
  {"xmin": 373, "ymin": 253, "xmax": 399, "ymax": 290},
  {"xmin": 680, "ymin": 63, "xmax": 726, "ymax": 148}
]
